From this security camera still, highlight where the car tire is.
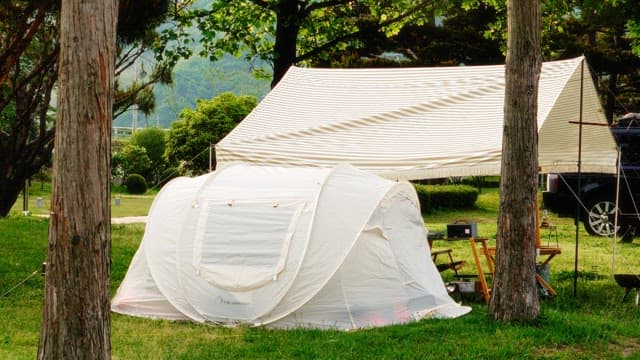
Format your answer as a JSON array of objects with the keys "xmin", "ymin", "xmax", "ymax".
[{"xmin": 584, "ymin": 199, "xmax": 621, "ymax": 237}]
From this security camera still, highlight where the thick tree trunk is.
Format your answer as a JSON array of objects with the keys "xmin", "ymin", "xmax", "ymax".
[
  {"xmin": 0, "ymin": 178, "xmax": 26, "ymax": 216},
  {"xmin": 271, "ymin": 0, "xmax": 301, "ymax": 88},
  {"xmin": 489, "ymin": 0, "xmax": 541, "ymax": 322},
  {"xmin": 0, "ymin": 130, "xmax": 54, "ymax": 217},
  {"xmin": 37, "ymin": 0, "xmax": 117, "ymax": 358},
  {"xmin": 604, "ymin": 71, "xmax": 618, "ymax": 124}
]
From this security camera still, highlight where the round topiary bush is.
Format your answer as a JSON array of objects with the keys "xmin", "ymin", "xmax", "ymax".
[{"xmin": 125, "ymin": 173, "xmax": 148, "ymax": 194}]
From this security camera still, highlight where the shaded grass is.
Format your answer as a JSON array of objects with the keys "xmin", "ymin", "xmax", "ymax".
[
  {"xmin": 0, "ymin": 217, "xmax": 47, "ymax": 360},
  {"xmin": 2, "ymin": 189, "xmax": 640, "ymax": 359}
]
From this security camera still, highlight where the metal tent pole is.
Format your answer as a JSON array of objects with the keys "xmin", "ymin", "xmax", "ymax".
[{"xmin": 573, "ymin": 59, "xmax": 585, "ymax": 297}]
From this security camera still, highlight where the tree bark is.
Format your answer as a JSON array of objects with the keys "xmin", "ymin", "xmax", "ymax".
[
  {"xmin": 604, "ymin": 71, "xmax": 618, "ymax": 124},
  {"xmin": 489, "ymin": 0, "xmax": 541, "ymax": 322},
  {"xmin": 37, "ymin": 0, "xmax": 117, "ymax": 358}
]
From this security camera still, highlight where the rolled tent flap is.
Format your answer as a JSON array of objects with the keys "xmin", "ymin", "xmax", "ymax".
[{"xmin": 112, "ymin": 163, "xmax": 470, "ymax": 330}]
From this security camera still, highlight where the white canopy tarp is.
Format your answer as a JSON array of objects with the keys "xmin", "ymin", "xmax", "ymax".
[
  {"xmin": 216, "ymin": 57, "xmax": 617, "ymax": 180},
  {"xmin": 112, "ymin": 163, "xmax": 470, "ymax": 330}
]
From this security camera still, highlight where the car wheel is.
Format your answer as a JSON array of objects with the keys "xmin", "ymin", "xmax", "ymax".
[{"xmin": 584, "ymin": 199, "xmax": 620, "ymax": 237}]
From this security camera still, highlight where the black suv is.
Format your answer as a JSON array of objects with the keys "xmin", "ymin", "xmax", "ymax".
[{"xmin": 542, "ymin": 113, "xmax": 640, "ymax": 240}]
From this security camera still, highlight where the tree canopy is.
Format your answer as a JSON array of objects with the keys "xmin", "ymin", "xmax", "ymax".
[
  {"xmin": 175, "ymin": 0, "xmax": 451, "ymax": 87},
  {"xmin": 464, "ymin": 0, "xmax": 640, "ymax": 120},
  {"xmin": 0, "ymin": 0, "xmax": 58, "ymax": 217},
  {"xmin": 0, "ymin": 0, "xmax": 178, "ymax": 217}
]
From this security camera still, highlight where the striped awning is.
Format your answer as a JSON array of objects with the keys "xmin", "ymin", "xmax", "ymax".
[{"xmin": 216, "ymin": 57, "xmax": 617, "ymax": 180}]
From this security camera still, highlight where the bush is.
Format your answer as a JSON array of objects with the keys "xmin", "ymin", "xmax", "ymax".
[
  {"xmin": 460, "ymin": 176, "xmax": 500, "ymax": 189},
  {"xmin": 164, "ymin": 92, "xmax": 258, "ymax": 174},
  {"xmin": 414, "ymin": 183, "xmax": 479, "ymax": 213},
  {"xmin": 124, "ymin": 174, "xmax": 148, "ymax": 194},
  {"xmin": 159, "ymin": 167, "xmax": 180, "ymax": 187},
  {"xmin": 112, "ymin": 144, "xmax": 153, "ymax": 183}
]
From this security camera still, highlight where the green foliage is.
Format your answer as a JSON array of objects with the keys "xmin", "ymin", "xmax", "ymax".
[
  {"xmin": 459, "ymin": 176, "xmax": 501, "ymax": 189},
  {"xmin": 158, "ymin": 167, "xmax": 180, "ymax": 187},
  {"xmin": 130, "ymin": 127, "xmax": 168, "ymax": 182},
  {"xmin": 465, "ymin": 0, "xmax": 640, "ymax": 120},
  {"xmin": 628, "ymin": 19, "xmax": 640, "ymax": 57},
  {"xmin": 0, "ymin": 0, "xmax": 179, "ymax": 217},
  {"xmin": 124, "ymin": 174, "xmax": 148, "ymax": 194},
  {"xmin": 414, "ymin": 183, "xmax": 479, "ymax": 213},
  {"xmin": 180, "ymin": 0, "xmax": 451, "ymax": 85},
  {"xmin": 164, "ymin": 92, "xmax": 257, "ymax": 174},
  {"xmin": 112, "ymin": 144, "xmax": 153, "ymax": 181}
]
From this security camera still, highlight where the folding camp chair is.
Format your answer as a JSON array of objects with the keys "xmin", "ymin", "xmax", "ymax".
[
  {"xmin": 428, "ymin": 236, "xmax": 465, "ymax": 277},
  {"xmin": 469, "ymin": 237, "xmax": 494, "ymax": 304}
]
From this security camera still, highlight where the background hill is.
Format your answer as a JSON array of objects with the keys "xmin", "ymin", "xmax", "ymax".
[{"xmin": 113, "ymin": 54, "xmax": 271, "ymax": 129}]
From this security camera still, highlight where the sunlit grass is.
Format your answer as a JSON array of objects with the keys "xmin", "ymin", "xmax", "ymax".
[{"xmin": 9, "ymin": 181, "xmax": 155, "ymax": 218}]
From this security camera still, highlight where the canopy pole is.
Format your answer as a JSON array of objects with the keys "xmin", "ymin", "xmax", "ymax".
[
  {"xmin": 22, "ymin": 179, "xmax": 29, "ymax": 214},
  {"xmin": 573, "ymin": 58, "xmax": 585, "ymax": 297},
  {"xmin": 612, "ymin": 149, "xmax": 622, "ymax": 275}
]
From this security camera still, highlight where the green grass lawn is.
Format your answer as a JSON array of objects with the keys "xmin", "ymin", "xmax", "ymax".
[
  {"xmin": 9, "ymin": 181, "xmax": 155, "ymax": 218},
  {"xmin": 2, "ymin": 188, "xmax": 640, "ymax": 359}
]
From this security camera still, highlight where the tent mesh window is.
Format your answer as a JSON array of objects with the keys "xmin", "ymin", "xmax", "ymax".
[{"xmin": 192, "ymin": 200, "xmax": 305, "ymax": 291}]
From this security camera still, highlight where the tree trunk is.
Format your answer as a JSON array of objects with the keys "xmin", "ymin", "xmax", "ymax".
[
  {"xmin": 0, "ymin": 178, "xmax": 27, "ymax": 217},
  {"xmin": 604, "ymin": 71, "xmax": 618, "ymax": 124},
  {"xmin": 0, "ymin": 127, "xmax": 55, "ymax": 217},
  {"xmin": 37, "ymin": 0, "xmax": 117, "ymax": 358},
  {"xmin": 489, "ymin": 0, "xmax": 541, "ymax": 322},
  {"xmin": 271, "ymin": 0, "xmax": 302, "ymax": 88}
]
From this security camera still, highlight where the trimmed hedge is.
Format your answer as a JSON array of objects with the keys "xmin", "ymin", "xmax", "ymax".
[
  {"xmin": 413, "ymin": 183, "xmax": 479, "ymax": 213},
  {"xmin": 125, "ymin": 173, "xmax": 148, "ymax": 194}
]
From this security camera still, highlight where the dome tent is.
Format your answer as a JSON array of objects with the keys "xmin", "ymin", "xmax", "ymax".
[{"xmin": 112, "ymin": 163, "xmax": 470, "ymax": 329}]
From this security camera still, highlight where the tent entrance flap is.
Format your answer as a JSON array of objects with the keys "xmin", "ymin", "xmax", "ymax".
[{"xmin": 193, "ymin": 200, "xmax": 306, "ymax": 291}]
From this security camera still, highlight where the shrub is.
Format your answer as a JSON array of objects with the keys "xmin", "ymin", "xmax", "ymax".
[
  {"xmin": 131, "ymin": 127, "xmax": 168, "ymax": 182},
  {"xmin": 414, "ymin": 183, "xmax": 479, "ymax": 213},
  {"xmin": 164, "ymin": 92, "xmax": 258, "ymax": 174},
  {"xmin": 112, "ymin": 144, "xmax": 152, "ymax": 182},
  {"xmin": 460, "ymin": 176, "xmax": 501, "ymax": 189},
  {"xmin": 159, "ymin": 167, "xmax": 180, "ymax": 187},
  {"xmin": 125, "ymin": 174, "xmax": 148, "ymax": 194}
]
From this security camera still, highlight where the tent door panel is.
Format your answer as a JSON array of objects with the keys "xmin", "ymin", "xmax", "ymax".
[{"xmin": 192, "ymin": 200, "xmax": 305, "ymax": 291}]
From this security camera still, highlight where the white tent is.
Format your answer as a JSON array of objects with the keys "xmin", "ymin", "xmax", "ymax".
[
  {"xmin": 112, "ymin": 163, "xmax": 470, "ymax": 330},
  {"xmin": 216, "ymin": 56, "xmax": 617, "ymax": 180}
]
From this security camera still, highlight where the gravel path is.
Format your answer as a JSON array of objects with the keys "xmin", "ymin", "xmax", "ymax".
[{"xmin": 111, "ymin": 216, "xmax": 148, "ymax": 224}]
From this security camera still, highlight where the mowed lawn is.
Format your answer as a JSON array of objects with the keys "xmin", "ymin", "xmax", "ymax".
[
  {"xmin": 9, "ymin": 181, "xmax": 156, "ymax": 218},
  {"xmin": 1, "ymin": 188, "xmax": 640, "ymax": 359}
]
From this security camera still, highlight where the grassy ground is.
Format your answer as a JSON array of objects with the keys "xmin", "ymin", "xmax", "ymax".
[
  {"xmin": 8, "ymin": 181, "xmax": 155, "ymax": 218},
  {"xmin": 1, "ymin": 188, "xmax": 640, "ymax": 359}
]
